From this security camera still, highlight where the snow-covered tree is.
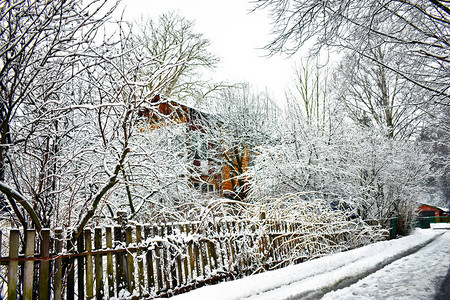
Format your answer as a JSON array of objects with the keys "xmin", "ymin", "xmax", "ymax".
[
  {"xmin": 249, "ymin": 121, "xmax": 434, "ymax": 235},
  {"xmin": 205, "ymin": 84, "xmax": 280, "ymax": 200},
  {"xmin": 0, "ymin": 0, "xmax": 122, "ymax": 231},
  {"xmin": 0, "ymin": 1, "xmax": 215, "ymax": 236},
  {"xmin": 333, "ymin": 46, "xmax": 431, "ymax": 140},
  {"xmin": 247, "ymin": 64, "xmax": 435, "ymax": 235},
  {"xmin": 134, "ymin": 11, "xmax": 220, "ymax": 102},
  {"xmin": 254, "ymin": 0, "xmax": 450, "ymax": 102}
]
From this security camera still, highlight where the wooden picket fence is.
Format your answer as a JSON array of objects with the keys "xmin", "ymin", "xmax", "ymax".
[{"xmin": 0, "ymin": 218, "xmax": 391, "ymax": 299}]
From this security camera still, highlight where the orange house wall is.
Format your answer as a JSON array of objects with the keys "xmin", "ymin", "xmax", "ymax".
[
  {"xmin": 222, "ymin": 148, "xmax": 250, "ymax": 194},
  {"xmin": 418, "ymin": 205, "xmax": 445, "ymax": 216}
]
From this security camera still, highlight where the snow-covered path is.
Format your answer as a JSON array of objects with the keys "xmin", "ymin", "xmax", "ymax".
[
  {"xmin": 171, "ymin": 227, "xmax": 450, "ymax": 300},
  {"xmin": 322, "ymin": 230, "xmax": 450, "ymax": 299}
]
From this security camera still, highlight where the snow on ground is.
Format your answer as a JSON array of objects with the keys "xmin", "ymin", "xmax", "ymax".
[
  {"xmin": 322, "ymin": 229, "xmax": 450, "ymax": 300},
  {"xmin": 431, "ymin": 223, "xmax": 450, "ymax": 230},
  {"xmin": 171, "ymin": 228, "xmax": 445, "ymax": 300}
]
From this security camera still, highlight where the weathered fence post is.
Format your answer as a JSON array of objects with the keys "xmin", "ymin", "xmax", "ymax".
[
  {"xmin": 39, "ymin": 229, "xmax": 50, "ymax": 300},
  {"xmin": 160, "ymin": 224, "xmax": 169, "ymax": 291},
  {"xmin": 136, "ymin": 225, "xmax": 145, "ymax": 295},
  {"xmin": 153, "ymin": 224, "xmax": 163, "ymax": 292},
  {"xmin": 199, "ymin": 226, "xmax": 207, "ymax": 277},
  {"xmin": 216, "ymin": 222, "xmax": 227, "ymax": 270},
  {"xmin": 85, "ymin": 229, "xmax": 94, "ymax": 300},
  {"xmin": 193, "ymin": 240, "xmax": 200, "ymax": 278},
  {"xmin": 171, "ymin": 223, "xmax": 183, "ymax": 290},
  {"xmin": 23, "ymin": 229, "xmax": 35, "ymax": 300},
  {"xmin": 207, "ymin": 222, "xmax": 218, "ymax": 271},
  {"xmin": 7, "ymin": 229, "xmax": 19, "ymax": 300},
  {"xmin": 179, "ymin": 224, "xmax": 189, "ymax": 284},
  {"xmin": 105, "ymin": 227, "xmax": 115, "ymax": 298},
  {"xmin": 77, "ymin": 231, "xmax": 85, "ymax": 300},
  {"xmin": 66, "ymin": 231, "xmax": 76, "ymax": 300},
  {"xmin": 144, "ymin": 225, "xmax": 155, "ymax": 294},
  {"xmin": 167, "ymin": 224, "xmax": 178, "ymax": 290},
  {"xmin": 94, "ymin": 227, "xmax": 105, "ymax": 300},
  {"xmin": 186, "ymin": 224, "xmax": 195, "ymax": 281},
  {"xmin": 125, "ymin": 226, "xmax": 135, "ymax": 293},
  {"xmin": 54, "ymin": 229, "xmax": 63, "ymax": 300},
  {"xmin": 114, "ymin": 226, "xmax": 126, "ymax": 293}
]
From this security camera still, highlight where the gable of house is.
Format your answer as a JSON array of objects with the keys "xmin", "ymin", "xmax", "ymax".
[
  {"xmin": 139, "ymin": 95, "xmax": 223, "ymax": 195},
  {"xmin": 417, "ymin": 204, "xmax": 446, "ymax": 217}
]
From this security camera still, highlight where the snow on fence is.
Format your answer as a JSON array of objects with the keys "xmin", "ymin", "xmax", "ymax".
[{"xmin": 0, "ymin": 218, "xmax": 392, "ymax": 299}]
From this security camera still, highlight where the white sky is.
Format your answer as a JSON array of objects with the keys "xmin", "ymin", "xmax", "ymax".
[{"xmin": 117, "ymin": 0, "xmax": 304, "ymax": 101}]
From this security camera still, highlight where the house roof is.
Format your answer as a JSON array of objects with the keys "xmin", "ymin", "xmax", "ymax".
[
  {"xmin": 417, "ymin": 203, "xmax": 449, "ymax": 212},
  {"xmin": 141, "ymin": 94, "xmax": 212, "ymax": 116}
]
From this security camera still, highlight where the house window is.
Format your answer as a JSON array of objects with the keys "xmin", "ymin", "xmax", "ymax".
[
  {"xmin": 194, "ymin": 182, "xmax": 200, "ymax": 191},
  {"xmin": 190, "ymin": 131, "xmax": 208, "ymax": 160},
  {"xmin": 193, "ymin": 181, "xmax": 215, "ymax": 194}
]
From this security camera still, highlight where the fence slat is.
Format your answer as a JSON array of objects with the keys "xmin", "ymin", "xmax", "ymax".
[
  {"xmin": 85, "ymin": 229, "xmax": 94, "ymax": 300},
  {"xmin": 114, "ymin": 226, "xmax": 126, "ymax": 293},
  {"xmin": 153, "ymin": 225, "xmax": 163, "ymax": 292},
  {"xmin": 77, "ymin": 232, "xmax": 85, "ymax": 300},
  {"xmin": 186, "ymin": 225, "xmax": 195, "ymax": 280},
  {"xmin": 23, "ymin": 229, "xmax": 35, "ymax": 300},
  {"xmin": 135, "ymin": 225, "xmax": 144, "ymax": 295},
  {"xmin": 67, "ymin": 233, "xmax": 76, "ymax": 300},
  {"xmin": 105, "ymin": 227, "xmax": 114, "ymax": 298},
  {"xmin": 54, "ymin": 229, "xmax": 63, "ymax": 300},
  {"xmin": 167, "ymin": 225, "xmax": 177, "ymax": 289},
  {"xmin": 7, "ymin": 229, "xmax": 19, "ymax": 300},
  {"xmin": 144, "ymin": 225, "xmax": 155, "ymax": 293},
  {"xmin": 216, "ymin": 223, "xmax": 226, "ymax": 270},
  {"xmin": 94, "ymin": 228, "xmax": 104, "ymax": 300},
  {"xmin": 39, "ymin": 229, "xmax": 50, "ymax": 300},
  {"xmin": 193, "ymin": 241, "xmax": 200, "ymax": 278},
  {"xmin": 160, "ymin": 225, "xmax": 169, "ymax": 291},
  {"xmin": 125, "ymin": 226, "xmax": 135, "ymax": 293},
  {"xmin": 180, "ymin": 224, "xmax": 189, "ymax": 284}
]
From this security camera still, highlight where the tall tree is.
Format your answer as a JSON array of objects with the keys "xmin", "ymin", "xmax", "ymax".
[
  {"xmin": 134, "ymin": 12, "xmax": 219, "ymax": 101},
  {"xmin": 254, "ymin": 0, "xmax": 449, "ymax": 212},
  {"xmin": 254, "ymin": 0, "xmax": 449, "ymax": 102},
  {"xmin": 0, "ymin": 1, "xmax": 204, "ymax": 235},
  {"xmin": 247, "ymin": 64, "xmax": 434, "ymax": 234},
  {"xmin": 0, "ymin": 0, "xmax": 119, "ymax": 230},
  {"xmin": 334, "ymin": 45, "xmax": 429, "ymax": 139}
]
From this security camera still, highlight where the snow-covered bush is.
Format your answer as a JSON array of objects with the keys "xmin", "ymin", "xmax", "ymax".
[
  {"xmin": 247, "ymin": 118, "xmax": 434, "ymax": 235},
  {"xmin": 194, "ymin": 194, "xmax": 386, "ymax": 272},
  {"xmin": 249, "ymin": 194, "xmax": 386, "ymax": 267}
]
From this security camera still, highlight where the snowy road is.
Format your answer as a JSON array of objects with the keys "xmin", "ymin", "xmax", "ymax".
[
  {"xmin": 172, "ymin": 227, "xmax": 450, "ymax": 300},
  {"xmin": 321, "ymin": 229, "xmax": 450, "ymax": 300}
]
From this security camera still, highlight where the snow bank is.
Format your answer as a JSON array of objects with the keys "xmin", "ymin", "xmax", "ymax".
[
  {"xmin": 431, "ymin": 223, "xmax": 450, "ymax": 230},
  {"xmin": 171, "ymin": 229, "xmax": 441, "ymax": 300}
]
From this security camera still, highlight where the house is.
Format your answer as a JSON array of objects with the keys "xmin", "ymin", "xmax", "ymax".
[
  {"xmin": 417, "ymin": 203, "xmax": 448, "ymax": 217},
  {"xmin": 139, "ymin": 95, "xmax": 250, "ymax": 198}
]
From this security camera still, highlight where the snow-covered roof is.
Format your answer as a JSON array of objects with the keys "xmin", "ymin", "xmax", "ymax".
[
  {"xmin": 142, "ymin": 94, "xmax": 212, "ymax": 116},
  {"xmin": 417, "ymin": 202, "xmax": 449, "ymax": 212}
]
